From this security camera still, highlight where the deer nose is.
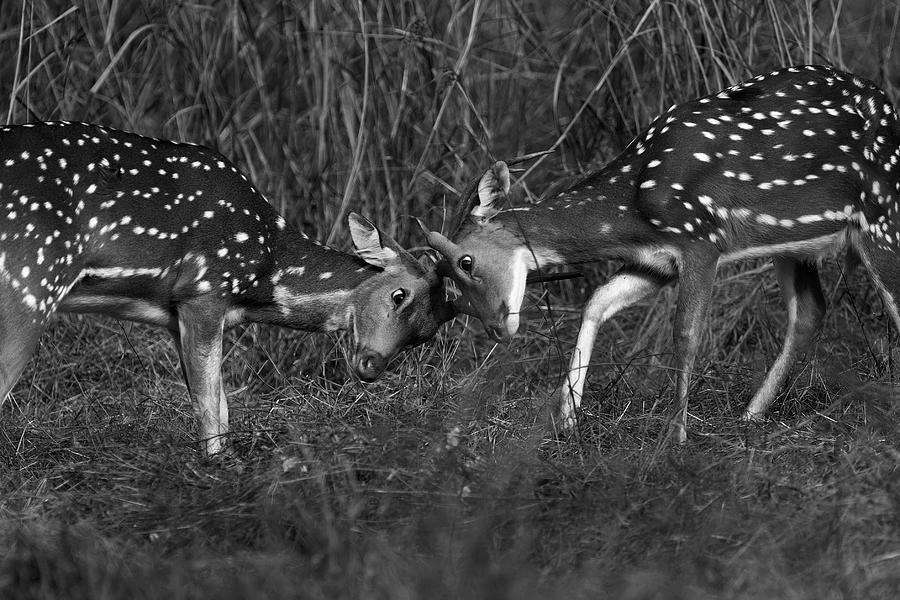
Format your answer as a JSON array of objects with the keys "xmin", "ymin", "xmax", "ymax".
[{"xmin": 355, "ymin": 350, "xmax": 386, "ymax": 382}]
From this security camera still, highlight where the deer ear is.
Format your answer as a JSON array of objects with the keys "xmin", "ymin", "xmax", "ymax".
[
  {"xmin": 471, "ymin": 161, "xmax": 510, "ymax": 219},
  {"xmin": 348, "ymin": 213, "xmax": 400, "ymax": 269}
]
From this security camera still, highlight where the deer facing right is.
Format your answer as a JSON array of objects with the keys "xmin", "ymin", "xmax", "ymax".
[
  {"xmin": 0, "ymin": 121, "xmax": 453, "ymax": 456},
  {"xmin": 423, "ymin": 65, "xmax": 900, "ymax": 442}
]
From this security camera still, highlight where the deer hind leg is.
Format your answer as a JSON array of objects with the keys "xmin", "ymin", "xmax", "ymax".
[
  {"xmin": 742, "ymin": 258, "xmax": 826, "ymax": 421},
  {"xmin": 854, "ymin": 241, "xmax": 900, "ymax": 335},
  {"xmin": 0, "ymin": 256, "xmax": 78, "ymax": 404},
  {"xmin": 852, "ymin": 240, "xmax": 900, "ymax": 385},
  {"xmin": 0, "ymin": 287, "xmax": 51, "ymax": 404},
  {"xmin": 670, "ymin": 249, "xmax": 719, "ymax": 443},
  {"xmin": 174, "ymin": 299, "xmax": 228, "ymax": 456},
  {"xmin": 556, "ymin": 268, "xmax": 672, "ymax": 429}
]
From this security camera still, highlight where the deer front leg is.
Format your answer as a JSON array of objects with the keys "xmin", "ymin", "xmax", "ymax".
[
  {"xmin": 556, "ymin": 268, "xmax": 672, "ymax": 429},
  {"xmin": 670, "ymin": 250, "xmax": 719, "ymax": 443},
  {"xmin": 742, "ymin": 258, "xmax": 825, "ymax": 420},
  {"xmin": 175, "ymin": 300, "xmax": 228, "ymax": 456},
  {"xmin": 217, "ymin": 378, "xmax": 229, "ymax": 441},
  {"xmin": 172, "ymin": 330, "xmax": 230, "ymax": 447}
]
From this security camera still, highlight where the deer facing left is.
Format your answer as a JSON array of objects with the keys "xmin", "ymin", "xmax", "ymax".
[
  {"xmin": 0, "ymin": 121, "xmax": 454, "ymax": 456},
  {"xmin": 424, "ymin": 65, "xmax": 900, "ymax": 442}
]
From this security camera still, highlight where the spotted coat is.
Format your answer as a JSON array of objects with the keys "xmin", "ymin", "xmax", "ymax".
[
  {"xmin": 536, "ymin": 65, "xmax": 900, "ymax": 264},
  {"xmin": 428, "ymin": 64, "xmax": 900, "ymax": 442},
  {"xmin": 0, "ymin": 121, "xmax": 378, "ymax": 327},
  {"xmin": 0, "ymin": 121, "xmax": 451, "ymax": 455}
]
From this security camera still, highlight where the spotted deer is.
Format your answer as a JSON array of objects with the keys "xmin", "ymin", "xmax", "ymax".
[
  {"xmin": 422, "ymin": 65, "xmax": 900, "ymax": 442},
  {"xmin": 0, "ymin": 121, "xmax": 453, "ymax": 455}
]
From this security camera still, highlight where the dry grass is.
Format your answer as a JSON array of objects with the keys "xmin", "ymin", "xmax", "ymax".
[{"xmin": 2, "ymin": 1, "xmax": 900, "ymax": 598}]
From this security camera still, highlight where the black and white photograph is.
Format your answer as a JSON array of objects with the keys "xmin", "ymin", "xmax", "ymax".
[{"xmin": 1, "ymin": 1, "xmax": 899, "ymax": 598}]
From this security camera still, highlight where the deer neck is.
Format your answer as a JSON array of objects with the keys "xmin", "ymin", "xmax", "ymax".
[
  {"xmin": 251, "ymin": 228, "xmax": 378, "ymax": 332},
  {"xmin": 493, "ymin": 175, "xmax": 665, "ymax": 267}
]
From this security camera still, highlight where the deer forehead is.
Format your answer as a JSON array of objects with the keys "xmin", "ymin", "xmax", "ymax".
[
  {"xmin": 365, "ymin": 263, "xmax": 436, "ymax": 293},
  {"xmin": 451, "ymin": 219, "xmax": 521, "ymax": 255}
]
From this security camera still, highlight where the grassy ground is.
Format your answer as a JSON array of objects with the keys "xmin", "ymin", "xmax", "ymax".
[
  {"xmin": 2, "ymin": 1, "xmax": 900, "ymax": 598},
  {"xmin": 2, "ymin": 263, "xmax": 900, "ymax": 599}
]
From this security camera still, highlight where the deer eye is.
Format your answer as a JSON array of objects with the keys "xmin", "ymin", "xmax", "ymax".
[
  {"xmin": 391, "ymin": 289, "xmax": 407, "ymax": 307},
  {"xmin": 458, "ymin": 255, "xmax": 474, "ymax": 274}
]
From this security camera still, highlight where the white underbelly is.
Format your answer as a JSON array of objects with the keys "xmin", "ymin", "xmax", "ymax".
[
  {"xmin": 59, "ymin": 293, "xmax": 176, "ymax": 329},
  {"xmin": 720, "ymin": 231, "xmax": 849, "ymax": 264}
]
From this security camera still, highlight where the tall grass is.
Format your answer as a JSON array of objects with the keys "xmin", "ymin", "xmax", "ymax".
[
  {"xmin": 2, "ymin": 1, "xmax": 900, "ymax": 598},
  {"xmin": 2, "ymin": 1, "xmax": 897, "ymax": 244}
]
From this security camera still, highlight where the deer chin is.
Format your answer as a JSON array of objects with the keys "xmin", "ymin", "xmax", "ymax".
[
  {"xmin": 503, "ymin": 313, "xmax": 521, "ymax": 338},
  {"xmin": 353, "ymin": 348, "xmax": 388, "ymax": 382}
]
